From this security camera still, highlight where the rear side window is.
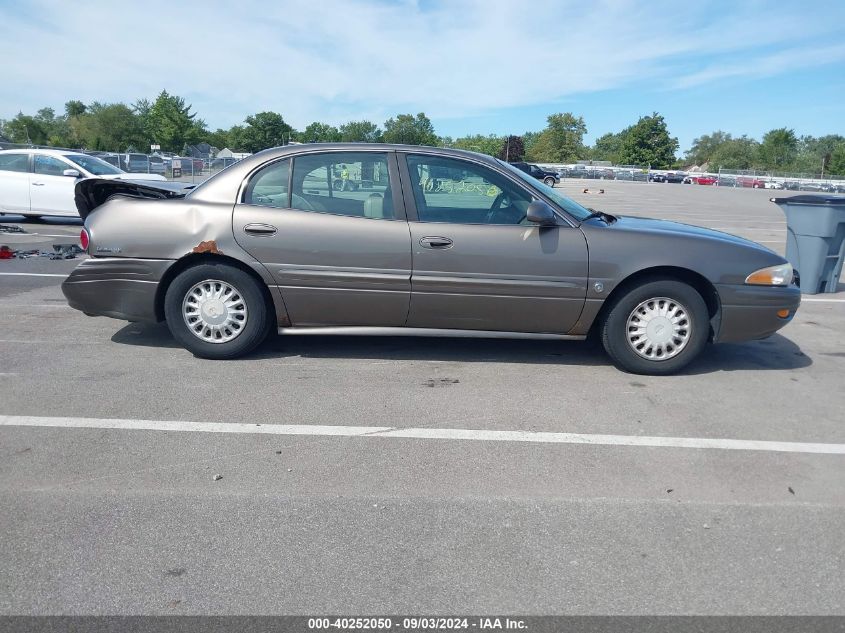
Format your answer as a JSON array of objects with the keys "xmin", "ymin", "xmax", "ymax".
[
  {"xmin": 290, "ymin": 152, "xmax": 395, "ymax": 219},
  {"xmin": 0, "ymin": 153, "xmax": 29, "ymax": 173},
  {"xmin": 243, "ymin": 159, "xmax": 290, "ymax": 208}
]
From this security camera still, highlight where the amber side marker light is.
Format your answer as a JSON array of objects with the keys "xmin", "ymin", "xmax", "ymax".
[{"xmin": 777, "ymin": 309, "xmax": 791, "ymax": 318}]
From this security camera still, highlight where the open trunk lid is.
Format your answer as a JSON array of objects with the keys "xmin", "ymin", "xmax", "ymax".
[{"xmin": 75, "ymin": 178, "xmax": 196, "ymax": 220}]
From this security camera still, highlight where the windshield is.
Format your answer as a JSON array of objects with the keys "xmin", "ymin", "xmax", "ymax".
[
  {"xmin": 497, "ymin": 159, "xmax": 593, "ymax": 221},
  {"xmin": 65, "ymin": 153, "xmax": 124, "ymax": 176}
]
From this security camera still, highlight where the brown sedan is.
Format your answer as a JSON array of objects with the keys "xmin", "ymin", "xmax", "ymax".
[{"xmin": 64, "ymin": 144, "xmax": 800, "ymax": 374}]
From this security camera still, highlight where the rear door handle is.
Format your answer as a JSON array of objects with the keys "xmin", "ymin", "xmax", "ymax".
[
  {"xmin": 32, "ymin": 182, "xmax": 45, "ymax": 186},
  {"xmin": 243, "ymin": 223, "xmax": 277, "ymax": 236},
  {"xmin": 419, "ymin": 236, "xmax": 453, "ymax": 249}
]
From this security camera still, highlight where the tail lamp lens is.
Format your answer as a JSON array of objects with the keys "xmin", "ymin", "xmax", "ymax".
[{"xmin": 79, "ymin": 228, "xmax": 90, "ymax": 252}]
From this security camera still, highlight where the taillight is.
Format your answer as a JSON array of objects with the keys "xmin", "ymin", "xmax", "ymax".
[{"xmin": 79, "ymin": 228, "xmax": 90, "ymax": 252}]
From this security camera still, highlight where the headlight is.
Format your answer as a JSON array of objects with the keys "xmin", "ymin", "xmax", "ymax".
[{"xmin": 745, "ymin": 263, "xmax": 793, "ymax": 286}]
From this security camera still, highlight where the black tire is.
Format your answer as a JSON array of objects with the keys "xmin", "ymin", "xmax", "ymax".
[
  {"xmin": 164, "ymin": 263, "xmax": 270, "ymax": 359},
  {"xmin": 544, "ymin": 177, "xmax": 555, "ymax": 187},
  {"xmin": 600, "ymin": 279, "xmax": 709, "ymax": 375}
]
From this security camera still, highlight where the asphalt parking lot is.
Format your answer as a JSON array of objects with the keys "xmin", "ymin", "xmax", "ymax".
[{"xmin": 0, "ymin": 181, "xmax": 843, "ymax": 615}]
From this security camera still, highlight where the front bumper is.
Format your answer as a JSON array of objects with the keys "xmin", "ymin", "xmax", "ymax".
[
  {"xmin": 62, "ymin": 257, "xmax": 175, "ymax": 322},
  {"xmin": 714, "ymin": 283, "xmax": 801, "ymax": 343}
]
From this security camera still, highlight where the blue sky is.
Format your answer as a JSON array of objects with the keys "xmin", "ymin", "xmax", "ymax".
[{"xmin": 1, "ymin": 0, "xmax": 843, "ymax": 153}]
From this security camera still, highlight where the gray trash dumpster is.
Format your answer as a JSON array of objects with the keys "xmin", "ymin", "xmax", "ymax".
[{"xmin": 771, "ymin": 195, "xmax": 845, "ymax": 294}]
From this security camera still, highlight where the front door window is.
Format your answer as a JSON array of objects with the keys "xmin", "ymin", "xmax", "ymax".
[{"xmin": 406, "ymin": 155, "xmax": 533, "ymax": 225}]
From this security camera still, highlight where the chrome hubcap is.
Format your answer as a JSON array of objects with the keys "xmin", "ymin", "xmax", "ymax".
[
  {"xmin": 182, "ymin": 279, "xmax": 247, "ymax": 344},
  {"xmin": 626, "ymin": 296, "xmax": 691, "ymax": 361}
]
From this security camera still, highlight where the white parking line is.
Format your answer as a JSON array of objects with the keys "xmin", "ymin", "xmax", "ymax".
[
  {"xmin": 0, "ymin": 273, "xmax": 68, "ymax": 278},
  {"xmin": 1, "ymin": 415, "xmax": 843, "ymax": 455},
  {"xmin": 802, "ymin": 298, "xmax": 845, "ymax": 303}
]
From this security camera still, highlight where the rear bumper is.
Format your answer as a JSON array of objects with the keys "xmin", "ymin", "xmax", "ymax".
[
  {"xmin": 714, "ymin": 284, "xmax": 801, "ymax": 343},
  {"xmin": 61, "ymin": 257, "xmax": 175, "ymax": 322}
]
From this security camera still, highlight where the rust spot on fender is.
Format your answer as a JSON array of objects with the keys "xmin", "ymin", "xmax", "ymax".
[{"xmin": 192, "ymin": 240, "xmax": 221, "ymax": 254}]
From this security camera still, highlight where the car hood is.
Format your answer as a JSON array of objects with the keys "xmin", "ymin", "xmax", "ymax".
[
  {"xmin": 601, "ymin": 215, "xmax": 775, "ymax": 252},
  {"xmin": 97, "ymin": 173, "xmax": 168, "ymax": 182}
]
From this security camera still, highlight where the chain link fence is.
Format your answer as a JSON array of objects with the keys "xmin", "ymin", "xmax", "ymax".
[
  {"xmin": 3, "ymin": 140, "xmax": 845, "ymax": 192},
  {"xmin": 0, "ymin": 141, "xmax": 237, "ymax": 184},
  {"xmin": 716, "ymin": 168, "xmax": 845, "ymax": 192}
]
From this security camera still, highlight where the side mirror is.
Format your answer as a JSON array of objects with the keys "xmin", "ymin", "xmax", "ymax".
[
  {"xmin": 526, "ymin": 200, "xmax": 557, "ymax": 226},
  {"xmin": 63, "ymin": 169, "xmax": 82, "ymax": 178}
]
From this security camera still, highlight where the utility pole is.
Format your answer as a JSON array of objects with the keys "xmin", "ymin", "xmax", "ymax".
[{"xmin": 505, "ymin": 136, "xmax": 510, "ymax": 162}]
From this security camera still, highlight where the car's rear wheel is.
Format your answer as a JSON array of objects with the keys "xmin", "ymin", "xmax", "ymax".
[
  {"xmin": 544, "ymin": 177, "xmax": 555, "ymax": 187},
  {"xmin": 601, "ymin": 279, "xmax": 709, "ymax": 375},
  {"xmin": 164, "ymin": 263, "xmax": 270, "ymax": 359}
]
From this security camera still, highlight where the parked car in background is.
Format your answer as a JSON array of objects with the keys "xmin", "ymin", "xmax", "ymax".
[
  {"xmin": 65, "ymin": 143, "xmax": 799, "ymax": 375},
  {"xmin": 665, "ymin": 172, "xmax": 686, "ymax": 183},
  {"xmin": 764, "ymin": 180, "xmax": 784, "ymax": 190},
  {"xmin": 684, "ymin": 175, "xmax": 718, "ymax": 185},
  {"xmin": 0, "ymin": 148, "xmax": 166, "ymax": 218},
  {"xmin": 783, "ymin": 181, "xmax": 800, "ymax": 191},
  {"xmin": 171, "ymin": 157, "xmax": 203, "ymax": 174},
  {"xmin": 210, "ymin": 157, "xmax": 239, "ymax": 171},
  {"xmin": 736, "ymin": 176, "xmax": 765, "ymax": 188},
  {"xmin": 509, "ymin": 162, "xmax": 559, "ymax": 187},
  {"xmin": 148, "ymin": 154, "xmax": 167, "ymax": 174},
  {"xmin": 717, "ymin": 176, "xmax": 736, "ymax": 187},
  {"xmin": 87, "ymin": 152, "xmax": 122, "ymax": 168},
  {"xmin": 123, "ymin": 153, "xmax": 151, "ymax": 173},
  {"xmin": 649, "ymin": 173, "xmax": 667, "ymax": 183}
]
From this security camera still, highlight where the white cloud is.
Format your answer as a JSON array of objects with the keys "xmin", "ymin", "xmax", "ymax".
[{"xmin": 0, "ymin": 0, "xmax": 842, "ymax": 129}]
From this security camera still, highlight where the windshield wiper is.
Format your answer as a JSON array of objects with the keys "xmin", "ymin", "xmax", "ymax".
[{"xmin": 581, "ymin": 208, "xmax": 617, "ymax": 224}]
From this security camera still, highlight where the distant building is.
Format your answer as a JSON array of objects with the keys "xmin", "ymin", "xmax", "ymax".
[{"xmin": 217, "ymin": 148, "xmax": 252, "ymax": 160}]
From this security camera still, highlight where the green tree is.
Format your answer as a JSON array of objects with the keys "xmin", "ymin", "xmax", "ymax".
[
  {"xmin": 591, "ymin": 129, "xmax": 630, "ymax": 164},
  {"xmin": 498, "ymin": 135, "xmax": 525, "ymax": 162},
  {"xmin": 144, "ymin": 91, "xmax": 201, "ymax": 152},
  {"xmin": 383, "ymin": 112, "xmax": 438, "ymax": 146},
  {"xmin": 297, "ymin": 122, "xmax": 341, "ymax": 143},
  {"xmin": 64, "ymin": 100, "xmax": 87, "ymax": 117},
  {"xmin": 451, "ymin": 134, "xmax": 503, "ymax": 156},
  {"xmin": 239, "ymin": 111, "xmax": 292, "ymax": 152},
  {"xmin": 708, "ymin": 136, "xmax": 760, "ymax": 171},
  {"xmin": 827, "ymin": 144, "xmax": 845, "ymax": 177},
  {"xmin": 522, "ymin": 130, "xmax": 541, "ymax": 157},
  {"xmin": 685, "ymin": 130, "xmax": 732, "ymax": 166},
  {"xmin": 71, "ymin": 102, "xmax": 146, "ymax": 151},
  {"xmin": 525, "ymin": 113, "xmax": 587, "ymax": 163},
  {"xmin": 758, "ymin": 128, "xmax": 798, "ymax": 170},
  {"xmin": 225, "ymin": 125, "xmax": 247, "ymax": 151},
  {"xmin": 794, "ymin": 134, "xmax": 845, "ymax": 175},
  {"xmin": 204, "ymin": 128, "xmax": 231, "ymax": 150},
  {"xmin": 339, "ymin": 120, "xmax": 382, "ymax": 143},
  {"xmin": 618, "ymin": 113, "xmax": 678, "ymax": 168},
  {"xmin": 3, "ymin": 112, "xmax": 51, "ymax": 144}
]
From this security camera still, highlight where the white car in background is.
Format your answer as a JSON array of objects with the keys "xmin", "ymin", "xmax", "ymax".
[{"xmin": 0, "ymin": 149, "xmax": 167, "ymax": 218}]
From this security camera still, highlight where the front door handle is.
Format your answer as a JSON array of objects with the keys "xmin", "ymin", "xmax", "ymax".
[
  {"xmin": 32, "ymin": 182, "xmax": 45, "ymax": 186},
  {"xmin": 243, "ymin": 223, "xmax": 277, "ymax": 236},
  {"xmin": 419, "ymin": 236, "xmax": 453, "ymax": 249}
]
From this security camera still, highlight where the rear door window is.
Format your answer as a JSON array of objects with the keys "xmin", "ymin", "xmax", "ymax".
[
  {"xmin": 0, "ymin": 153, "xmax": 30, "ymax": 172},
  {"xmin": 290, "ymin": 152, "xmax": 395, "ymax": 219}
]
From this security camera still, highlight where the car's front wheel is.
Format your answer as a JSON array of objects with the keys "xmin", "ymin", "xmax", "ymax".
[
  {"xmin": 544, "ymin": 177, "xmax": 556, "ymax": 187},
  {"xmin": 164, "ymin": 263, "xmax": 270, "ymax": 359},
  {"xmin": 600, "ymin": 279, "xmax": 709, "ymax": 375}
]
